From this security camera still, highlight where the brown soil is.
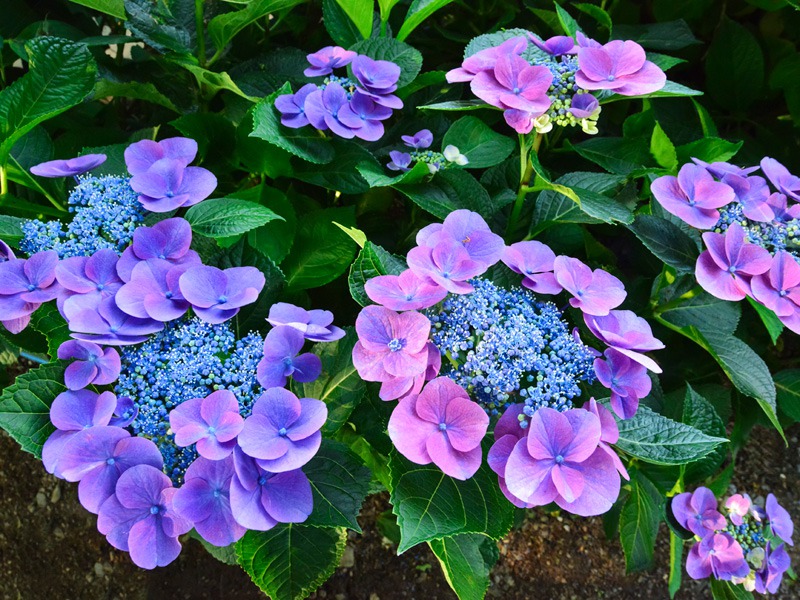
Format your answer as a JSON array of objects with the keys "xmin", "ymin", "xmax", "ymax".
[{"xmin": 1, "ymin": 425, "xmax": 798, "ymax": 600}]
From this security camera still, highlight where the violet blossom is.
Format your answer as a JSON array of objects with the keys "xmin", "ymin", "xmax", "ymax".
[
  {"xmin": 0, "ymin": 251, "xmax": 60, "ymax": 333},
  {"xmin": 401, "ymin": 129, "xmax": 433, "ymax": 149},
  {"xmin": 530, "ymin": 34, "xmax": 577, "ymax": 56},
  {"xmin": 750, "ymin": 252, "xmax": 800, "ymax": 332},
  {"xmin": 55, "ymin": 248, "xmax": 123, "ymax": 313},
  {"xmin": 575, "ymin": 39, "xmax": 666, "ymax": 96},
  {"xmin": 594, "ymin": 348, "xmax": 652, "ymax": 419},
  {"xmin": 406, "ymin": 240, "xmax": 485, "ymax": 294},
  {"xmin": 725, "ymin": 494, "xmax": 751, "ymax": 526},
  {"xmin": 179, "ymin": 265, "xmax": 265, "ymax": 324},
  {"xmin": 256, "ymin": 325, "xmax": 322, "ymax": 389},
  {"xmin": 672, "ymin": 487, "xmax": 727, "ymax": 537},
  {"xmin": 303, "ymin": 83, "xmax": 358, "ymax": 139},
  {"xmin": 63, "ymin": 295, "xmax": 163, "ymax": 345},
  {"xmin": 351, "ymin": 55, "xmax": 403, "ymax": 109},
  {"xmin": 446, "ymin": 36, "xmax": 528, "ymax": 83},
  {"xmin": 304, "ymin": 46, "xmax": 357, "ymax": 77},
  {"xmin": 583, "ymin": 398, "xmax": 628, "ymax": 480},
  {"xmin": 337, "ymin": 91, "xmax": 393, "ymax": 142},
  {"xmin": 761, "ymin": 157, "xmax": 800, "ymax": 202},
  {"xmin": 416, "ymin": 209, "xmax": 505, "ymax": 268},
  {"xmin": 766, "ymin": 493, "xmax": 794, "ymax": 545},
  {"xmin": 129, "ymin": 157, "xmax": 217, "ymax": 212},
  {"xmin": 501, "ymin": 241, "xmax": 561, "ymax": 294},
  {"xmin": 117, "ymin": 217, "xmax": 200, "ymax": 282},
  {"xmin": 364, "ymin": 269, "xmax": 448, "ymax": 311},
  {"xmin": 30, "ymin": 154, "xmax": 106, "ymax": 178},
  {"xmin": 754, "ymin": 543, "xmax": 791, "ymax": 594},
  {"xmin": 275, "ymin": 83, "xmax": 318, "ymax": 129},
  {"xmin": 650, "ymin": 163, "xmax": 736, "ymax": 229},
  {"xmin": 168, "ymin": 390, "xmax": 244, "ymax": 460},
  {"xmin": 584, "ymin": 310, "xmax": 664, "ymax": 373},
  {"xmin": 552, "ymin": 256, "xmax": 626, "ymax": 316},
  {"xmin": 686, "ymin": 533, "xmax": 750, "ymax": 581},
  {"xmin": 124, "ymin": 137, "xmax": 198, "ymax": 176},
  {"xmin": 57, "ymin": 339, "xmax": 121, "ymax": 390},
  {"xmin": 387, "ymin": 151, "xmax": 412, "ymax": 172},
  {"xmin": 266, "ymin": 302, "xmax": 345, "ymax": 342},
  {"xmin": 487, "ymin": 403, "xmax": 534, "ymax": 508},
  {"xmin": 115, "ymin": 259, "xmax": 191, "ymax": 322}
]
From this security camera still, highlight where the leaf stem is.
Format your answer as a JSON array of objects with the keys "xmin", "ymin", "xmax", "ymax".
[
  {"xmin": 195, "ymin": 0, "xmax": 206, "ymax": 67},
  {"xmin": 0, "ymin": 164, "xmax": 7, "ymax": 196},
  {"xmin": 505, "ymin": 132, "xmax": 542, "ymax": 240}
]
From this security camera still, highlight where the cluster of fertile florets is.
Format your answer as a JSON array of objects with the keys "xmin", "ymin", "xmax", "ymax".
[
  {"xmin": 0, "ymin": 138, "xmax": 344, "ymax": 570},
  {"xmin": 386, "ymin": 129, "xmax": 468, "ymax": 174},
  {"xmin": 275, "ymin": 46, "xmax": 402, "ymax": 141},
  {"xmin": 651, "ymin": 157, "xmax": 800, "ymax": 334},
  {"xmin": 671, "ymin": 487, "xmax": 794, "ymax": 594},
  {"xmin": 352, "ymin": 209, "xmax": 663, "ymax": 516},
  {"xmin": 446, "ymin": 32, "xmax": 666, "ymax": 135}
]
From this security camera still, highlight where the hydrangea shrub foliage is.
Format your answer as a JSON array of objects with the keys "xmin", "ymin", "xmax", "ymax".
[{"xmin": 0, "ymin": 1, "xmax": 798, "ymax": 599}]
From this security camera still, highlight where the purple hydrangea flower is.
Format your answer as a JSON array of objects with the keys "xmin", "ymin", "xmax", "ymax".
[
  {"xmin": 115, "ymin": 259, "xmax": 191, "ymax": 322},
  {"xmin": 388, "ymin": 377, "xmax": 489, "ymax": 480},
  {"xmin": 501, "ymin": 241, "xmax": 561, "ymax": 294},
  {"xmin": 402, "ymin": 129, "xmax": 433, "ymax": 149},
  {"xmin": 0, "ymin": 251, "xmax": 60, "ymax": 330},
  {"xmin": 237, "ymin": 388, "xmax": 326, "ymax": 472},
  {"xmin": 504, "ymin": 407, "xmax": 619, "ymax": 516},
  {"xmin": 569, "ymin": 93, "xmax": 600, "ymax": 118},
  {"xmin": 169, "ymin": 390, "xmax": 244, "ymax": 460},
  {"xmin": 576, "ymin": 31, "xmax": 602, "ymax": 49},
  {"xmin": 750, "ymin": 252, "xmax": 800, "ymax": 321},
  {"xmin": 256, "ymin": 325, "xmax": 322, "ymax": 389},
  {"xmin": 672, "ymin": 487, "xmax": 727, "ymax": 537},
  {"xmin": 304, "ymin": 84, "xmax": 359, "ymax": 139},
  {"xmin": 30, "ymin": 154, "xmax": 107, "ymax": 178},
  {"xmin": 0, "ymin": 240, "xmax": 14, "ymax": 262},
  {"xmin": 768, "ymin": 192, "xmax": 800, "ymax": 223},
  {"xmin": 755, "ymin": 543, "xmax": 791, "ymax": 594},
  {"xmin": 351, "ymin": 55, "xmax": 403, "ymax": 109},
  {"xmin": 766, "ymin": 493, "xmax": 794, "ymax": 545},
  {"xmin": 417, "ymin": 210, "xmax": 506, "ymax": 269},
  {"xmin": 42, "ymin": 389, "xmax": 117, "ymax": 477},
  {"xmin": 530, "ymin": 34, "xmax": 577, "ymax": 56},
  {"xmin": 110, "ymin": 395, "xmax": 138, "ymax": 428},
  {"xmin": 337, "ymin": 91, "xmax": 393, "ymax": 141},
  {"xmin": 387, "ymin": 151, "xmax": 412, "ymax": 172},
  {"xmin": 553, "ymin": 256, "xmax": 626, "ymax": 316},
  {"xmin": 650, "ymin": 164, "xmax": 736, "ymax": 229},
  {"xmin": 696, "ymin": 223, "xmax": 772, "ymax": 302},
  {"xmin": 97, "ymin": 464, "xmax": 191, "ymax": 569},
  {"xmin": 179, "ymin": 265, "xmax": 265, "ymax": 324},
  {"xmin": 59, "ymin": 426, "xmax": 163, "ymax": 513},
  {"xmin": 352, "ymin": 305, "xmax": 430, "ymax": 398},
  {"xmin": 725, "ymin": 494, "xmax": 751, "ymax": 527},
  {"xmin": 304, "ymin": 46, "xmax": 357, "ymax": 77},
  {"xmin": 129, "ymin": 158, "xmax": 217, "ymax": 213},
  {"xmin": 446, "ymin": 36, "xmax": 528, "ymax": 83},
  {"xmin": 230, "ymin": 447, "xmax": 313, "ymax": 531},
  {"xmin": 57, "ymin": 339, "xmax": 121, "ymax": 390},
  {"xmin": 124, "ymin": 137, "xmax": 198, "ymax": 176},
  {"xmin": 117, "ymin": 217, "xmax": 200, "ymax": 282},
  {"xmin": 63, "ymin": 296, "xmax": 163, "ymax": 345},
  {"xmin": 488, "ymin": 403, "xmax": 534, "ymax": 508},
  {"xmin": 761, "ymin": 157, "xmax": 800, "ymax": 202},
  {"xmin": 172, "ymin": 456, "xmax": 245, "ymax": 547},
  {"xmin": 266, "ymin": 302, "xmax": 345, "ymax": 342},
  {"xmin": 721, "ymin": 173, "xmax": 773, "ymax": 222},
  {"xmin": 275, "ymin": 83, "xmax": 318, "ymax": 129},
  {"xmin": 364, "ymin": 269, "xmax": 447, "ymax": 311},
  {"xmin": 686, "ymin": 533, "xmax": 750, "ymax": 581},
  {"xmin": 407, "ymin": 240, "xmax": 485, "ymax": 295},
  {"xmin": 594, "ymin": 348, "xmax": 651, "ymax": 419},
  {"xmin": 576, "ymin": 40, "xmax": 666, "ymax": 96},
  {"xmin": 583, "ymin": 398, "xmax": 629, "ymax": 480},
  {"xmin": 691, "ymin": 158, "xmax": 759, "ymax": 179},
  {"xmin": 55, "ymin": 248, "xmax": 123, "ymax": 313},
  {"xmin": 584, "ymin": 310, "xmax": 664, "ymax": 373}
]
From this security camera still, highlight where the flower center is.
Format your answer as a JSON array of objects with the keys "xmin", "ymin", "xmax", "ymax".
[
  {"xmin": 278, "ymin": 427, "xmax": 288, "ymax": 437},
  {"xmin": 165, "ymin": 291, "xmax": 173, "ymax": 299},
  {"xmin": 607, "ymin": 75, "xmax": 615, "ymax": 82},
  {"xmin": 217, "ymin": 295, "xmax": 228, "ymax": 304},
  {"xmin": 166, "ymin": 191, "xmax": 174, "ymax": 198},
  {"xmin": 438, "ymin": 422, "xmax": 447, "ymax": 431},
  {"xmin": 555, "ymin": 455, "xmax": 565, "ymax": 464},
  {"xmin": 207, "ymin": 426, "xmax": 216, "ymax": 435},
  {"xmin": 388, "ymin": 338, "xmax": 406, "ymax": 352},
  {"xmin": 97, "ymin": 283, "xmax": 105, "ymax": 291},
  {"xmin": 106, "ymin": 457, "xmax": 115, "ymax": 465},
  {"xmin": 257, "ymin": 475, "xmax": 268, "ymax": 486},
  {"xmin": 150, "ymin": 505, "xmax": 160, "ymax": 515},
  {"xmin": 27, "ymin": 284, "xmax": 36, "ymax": 292}
]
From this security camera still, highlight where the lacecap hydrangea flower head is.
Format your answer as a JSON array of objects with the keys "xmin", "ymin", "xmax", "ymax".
[
  {"xmin": 386, "ymin": 128, "xmax": 469, "ymax": 175},
  {"xmin": 352, "ymin": 209, "xmax": 663, "ymax": 516},
  {"xmin": 671, "ymin": 487, "xmax": 794, "ymax": 594},
  {"xmin": 0, "ymin": 138, "xmax": 344, "ymax": 569},
  {"xmin": 651, "ymin": 157, "xmax": 800, "ymax": 334},
  {"xmin": 446, "ymin": 31, "xmax": 666, "ymax": 135}
]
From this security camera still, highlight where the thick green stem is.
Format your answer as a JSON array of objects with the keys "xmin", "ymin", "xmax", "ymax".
[
  {"xmin": 0, "ymin": 165, "xmax": 7, "ymax": 196},
  {"xmin": 505, "ymin": 132, "xmax": 542, "ymax": 239},
  {"xmin": 195, "ymin": 0, "xmax": 206, "ymax": 67}
]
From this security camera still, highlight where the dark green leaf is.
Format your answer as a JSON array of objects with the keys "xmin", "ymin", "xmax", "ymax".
[
  {"xmin": 675, "ymin": 138, "xmax": 742, "ymax": 165},
  {"xmin": 574, "ymin": 3, "xmax": 611, "ymax": 30},
  {"xmin": 441, "ymin": 116, "xmax": 515, "ymax": 169},
  {"xmin": 554, "ymin": 2, "xmax": 580, "ymax": 36},
  {"xmin": 775, "ymin": 369, "xmax": 800, "ymax": 423},
  {"xmin": 572, "ymin": 137, "xmax": 653, "ymax": 175},
  {"xmin": 293, "ymin": 140, "xmax": 376, "ymax": 194},
  {"xmin": 208, "ymin": 0, "xmax": 306, "ymax": 52},
  {"xmin": 613, "ymin": 20, "xmax": 699, "ymax": 51},
  {"xmin": 186, "ymin": 197, "xmax": 282, "ymax": 239},
  {"xmin": 397, "ymin": 0, "xmax": 456, "ymax": 42},
  {"xmin": 532, "ymin": 172, "xmax": 627, "ymax": 230},
  {"xmin": 619, "ymin": 473, "xmax": 664, "ymax": 572},
  {"xmin": 659, "ymin": 292, "xmax": 741, "ymax": 336},
  {"xmin": 124, "ymin": 0, "xmax": 191, "ymax": 54},
  {"xmin": 348, "ymin": 241, "xmax": 406, "ymax": 306},
  {"xmin": 0, "ymin": 362, "xmax": 66, "ymax": 458},
  {"xmin": 236, "ymin": 524, "xmax": 347, "ymax": 600},
  {"xmin": 246, "ymin": 187, "xmax": 297, "ymax": 264},
  {"xmin": 190, "ymin": 530, "xmax": 238, "ymax": 565},
  {"xmin": 94, "ymin": 79, "xmax": 179, "ymax": 112},
  {"xmin": 710, "ymin": 579, "xmax": 755, "ymax": 600},
  {"xmin": 628, "ymin": 214, "xmax": 699, "ymax": 273},
  {"xmin": 429, "ymin": 533, "xmax": 499, "ymax": 600},
  {"xmin": 30, "ymin": 304, "xmax": 71, "ymax": 361},
  {"xmin": 419, "ymin": 100, "xmax": 495, "ymax": 112},
  {"xmin": 356, "ymin": 160, "xmax": 430, "ymax": 188},
  {"xmin": 332, "ymin": 0, "xmax": 373, "ymax": 40},
  {"xmin": 69, "ymin": 0, "xmax": 126, "ymax": 19},
  {"xmin": 0, "ymin": 215, "xmax": 25, "ymax": 246},
  {"xmin": 350, "ymin": 37, "xmax": 422, "ymax": 88},
  {"xmin": 323, "ymin": 0, "xmax": 367, "ymax": 47},
  {"xmin": 395, "ymin": 169, "xmax": 493, "ymax": 220},
  {"xmin": 746, "ymin": 296, "xmax": 783, "ymax": 345},
  {"xmin": 706, "ymin": 18, "xmax": 764, "ymax": 113},
  {"xmin": 668, "ymin": 531, "xmax": 683, "ymax": 599},
  {"xmin": 682, "ymin": 384, "xmax": 727, "ymax": 483}
]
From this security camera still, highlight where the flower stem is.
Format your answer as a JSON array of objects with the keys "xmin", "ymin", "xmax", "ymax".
[
  {"xmin": 195, "ymin": 0, "xmax": 206, "ymax": 67},
  {"xmin": 505, "ymin": 132, "xmax": 543, "ymax": 240},
  {"xmin": 0, "ymin": 164, "xmax": 7, "ymax": 197}
]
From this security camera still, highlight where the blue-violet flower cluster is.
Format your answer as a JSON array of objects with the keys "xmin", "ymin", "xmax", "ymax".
[{"xmin": 386, "ymin": 129, "xmax": 469, "ymax": 174}]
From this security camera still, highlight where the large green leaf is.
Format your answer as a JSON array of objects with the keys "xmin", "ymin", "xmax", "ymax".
[
  {"xmin": 397, "ymin": 0, "xmax": 456, "ymax": 42},
  {"xmin": 124, "ymin": 0, "xmax": 192, "ymax": 55},
  {"xmin": 389, "ymin": 450, "xmax": 514, "ymax": 553},
  {"xmin": 682, "ymin": 385, "xmax": 728, "ymax": 483},
  {"xmin": 659, "ymin": 292, "xmax": 741, "ymax": 336},
  {"xmin": 710, "ymin": 579, "xmax": 755, "ymax": 600},
  {"xmin": 69, "ymin": 0, "xmax": 126, "ymax": 19},
  {"xmin": 0, "ymin": 37, "xmax": 97, "ymax": 163},
  {"xmin": 332, "ymin": 0, "xmax": 373, "ymax": 40},
  {"xmin": 746, "ymin": 296, "xmax": 783, "ymax": 345},
  {"xmin": 30, "ymin": 304, "xmax": 71, "ymax": 360},
  {"xmin": 614, "ymin": 405, "xmax": 728, "ymax": 465},
  {"xmin": 303, "ymin": 440, "xmax": 371, "ymax": 531},
  {"xmin": 293, "ymin": 140, "xmax": 376, "ymax": 194},
  {"xmin": 429, "ymin": 533, "xmax": 499, "ymax": 600},
  {"xmin": 209, "ymin": 0, "xmax": 307, "ymax": 51},
  {"xmin": 349, "ymin": 37, "xmax": 422, "ymax": 88},
  {"xmin": 348, "ymin": 242, "xmax": 406, "ymax": 306},
  {"xmin": 322, "ymin": 0, "xmax": 366, "ymax": 47},
  {"xmin": 531, "ymin": 172, "xmax": 627, "ymax": 231},
  {"xmin": 281, "ymin": 207, "xmax": 358, "ymax": 290},
  {"xmin": 775, "ymin": 369, "xmax": 800, "ymax": 422},
  {"xmin": 441, "ymin": 116, "xmax": 515, "ymax": 169},
  {"xmin": 394, "ymin": 169, "xmax": 493, "ymax": 220},
  {"xmin": 0, "ymin": 215, "xmax": 25, "ymax": 246},
  {"xmin": 236, "ymin": 524, "xmax": 347, "ymax": 600},
  {"xmin": 94, "ymin": 79, "xmax": 179, "ymax": 112},
  {"xmin": 185, "ymin": 197, "xmax": 282, "ymax": 239},
  {"xmin": 251, "ymin": 84, "xmax": 335, "ymax": 165},
  {"xmin": 246, "ymin": 187, "xmax": 297, "ymax": 264},
  {"xmin": 619, "ymin": 472, "xmax": 664, "ymax": 572},
  {"xmin": 706, "ymin": 17, "xmax": 764, "ymax": 113},
  {"xmin": 294, "ymin": 329, "xmax": 365, "ymax": 435},
  {"xmin": 613, "ymin": 19, "xmax": 699, "ymax": 51},
  {"xmin": 0, "ymin": 362, "xmax": 66, "ymax": 458},
  {"xmin": 628, "ymin": 214, "xmax": 699, "ymax": 273},
  {"xmin": 571, "ymin": 137, "xmax": 654, "ymax": 175}
]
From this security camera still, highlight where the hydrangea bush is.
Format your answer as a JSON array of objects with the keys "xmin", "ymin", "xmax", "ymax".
[{"xmin": 0, "ymin": 1, "xmax": 798, "ymax": 599}]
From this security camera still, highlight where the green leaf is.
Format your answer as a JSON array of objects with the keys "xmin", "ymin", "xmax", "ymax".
[
  {"xmin": 94, "ymin": 79, "xmax": 179, "ymax": 112},
  {"xmin": 185, "ymin": 197, "xmax": 282, "ymax": 239},
  {"xmin": 236, "ymin": 525, "xmax": 347, "ymax": 600},
  {"xmin": 0, "ymin": 362, "xmax": 66, "ymax": 458},
  {"xmin": 647, "ymin": 53, "xmax": 685, "ymax": 72},
  {"xmin": 294, "ymin": 330, "xmax": 365, "ymax": 435},
  {"xmin": 170, "ymin": 58, "xmax": 255, "ymax": 101},
  {"xmin": 675, "ymin": 138, "xmax": 742, "ymax": 165},
  {"xmin": 190, "ymin": 531, "xmax": 238, "ymax": 565},
  {"xmin": 429, "ymin": 534, "xmax": 499, "ymax": 600},
  {"xmin": 281, "ymin": 207, "xmax": 358, "ymax": 290},
  {"xmin": 682, "ymin": 384, "xmax": 727, "ymax": 483},
  {"xmin": 574, "ymin": 3, "xmax": 612, "ymax": 31},
  {"xmin": 706, "ymin": 18, "xmax": 764, "ymax": 113},
  {"xmin": 29, "ymin": 304, "xmax": 71, "ymax": 360},
  {"xmin": 0, "ymin": 215, "xmax": 25, "ymax": 246},
  {"xmin": 601, "ymin": 81, "xmax": 703, "ymax": 104},
  {"xmin": 613, "ymin": 20, "xmax": 699, "ymax": 51},
  {"xmin": 395, "ymin": 169, "xmax": 494, "ymax": 220},
  {"xmin": 419, "ymin": 100, "xmax": 496, "ymax": 112},
  {"xmin": 465, "ymin": 29, "xmax": 548, "ymax": 64},
  {"xmin": 628, "ymin": 214, "xmax": 699, "ymax": 273},
  {"xmin": 332, "ymin": 0, "xmax": 373, "ymax": 40},
  {"xmin": 251, "ymin": 83, "xmax": 335, "ymax": 164},
  {"xmin": 710, "ymin": 579, "xmax": 755, "ymax": 600},
  {"xmin": 304, "ymin": 440, "xmax": 371, "ymax": 531},
  {"xmin": 68, "ymin": 0, "xmax": 126, "ymax": 19},
  {"xmin": 441, "ymin": 116, "xmax": 515, "ymax": 169},
  {"xmin": 397, "ymin": 0, "xmax": 456, "ymax": 42},
  {"xmin": 746, "ymin": 296, "xmax": 783, "ymax": 345},
  {"xmin": 377, "ymin": 0, "xmax": 400, "ymax": 22},
  {"xmin": 0, "ymin": 37, "xmax": 97, "ymax": 164},
  {"xmin": 349, "ymin": 37, "xmax": 422, "ymax": 88},
  {"xmin": 348, "ymin": 241, "xmax": 406, "ymax": 306},
  {"xmin": 293, "ymin": 140, "xmax": 376, "ymax": 194},
  {"xmin": 659, "ymin": 292, "xmax": 741, "ymax": 336},
  {"xmin": 614, "ymin": 405, "xmax": 728, "ymax": 465},
  {"xmin": 356, "ymin": 160, "xmax": 430, "ymax": 188},
  {"xmin": 619, "ymin": 473, "xmax": 664, "ymax": 572},
  {"xmin": 572, "ymin": 137, "xmax": 653, "ymax": 175},
  {"xmin": 775, "ymin": 369, "xmax": 800, "ymax": 423},
  {"xmin": 531, "ymin": 172, "xmax": 627, "ymax": 231},
  {"xmin": 668, "ymin": 531, "xmax": 683, "ymax": 599},
  {"xmin": 322, "ymin": 0, "xmax": 366, "ymax": 47},
  {"xmin": 123, "ymin": 0, "xmax": 191, "ymax": 54},
  {"xmin": 246, "ymin": 187, "xmax": 297, "ymax": 263},
  {"xmin": 389, "ymin": 449, "xmax": 514, "ymax": 553},
  {"xmin": 554, "ymin": 2, "xmax": 580, "ymax": 36},
  {"xmin": 208, "ymin": 0, "xmax": 307, "ymax": 51},
  {"xmin": 650, "ymin": 122, "xmax": 678, "ymax": 171}
]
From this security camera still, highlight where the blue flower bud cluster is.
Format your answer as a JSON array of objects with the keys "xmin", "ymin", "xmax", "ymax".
[
  {"xmin": 19, "ymin": 175, "xmax": 145, "ymax": 258},
  {"xmin": 537, "ymin": 56, "xmax": 600, "ymax": 131},
  {"xmin": 714, "ymin": 204, "xmax": 800, "ymax": 260},
  {"xmin": 726, "ymin": 517, "xmax": 767, "ymax": 553},
  {"xmin": 115, "ymin": 316, "xmax": 264, "ymax": 484},
  {"xmin": 428, "ymin": 278, "xmax": 596, "ymax": 417},
  {"xmin": 322, "ymin": 74, "xmax": 358, "ymax": 99}
]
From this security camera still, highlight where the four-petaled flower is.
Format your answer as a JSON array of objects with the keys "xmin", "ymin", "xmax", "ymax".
[
  {"xmin": 31, "ymin": 154, "xmax": 106, "ymax": 178},
  {"xmin": 672, "ymin": 487, "xmax": 728, "ymax": 538},
  {"xmin": 501, "ymin": 241, "xmax": 561, "ymax": 294},
  {"xmin": 179, "ymin": 265, "xmax": 265, "ymax": 324},
  {"xmin": 593, "ymin": 348, "xmax": 652, "ymax": 419},
  {"xmin": 304, "ymin": 46, "xmax": 357, "ymax": 77},
  {"xmin": 266, "ymin": 302, "xmax": 345, "ymax": 342},
  {"xmin": 364, "ymin": 269, "xmax": 448, "ymax": 311},
  {"xmin": 117, "ymin": 217, "xmax": 200, "ymax": 281},
  {"xmin": 257, "ymin": 325, "xmax": 323, "ymax": 389},
  {"xmin": 576, "ymin": 39, "xmax": 666, "ymax": 96},
  {"xmin": 686, "ymin": 533, "xmax": 750, "ymax": 581},
  {"xmin": 169, "ymin": 390, "xmax": 245, "ymax": 460},
  {"xmin": 58, "ymin": 339, "xmax": 121, "ymax": 390},
  {"xmin": 650, "ymin": 163, "xmax": 736, "ymax": 229},
  {"xmin": 553, "ymin": 255, "xmax": 626, "ymax": 316}
]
